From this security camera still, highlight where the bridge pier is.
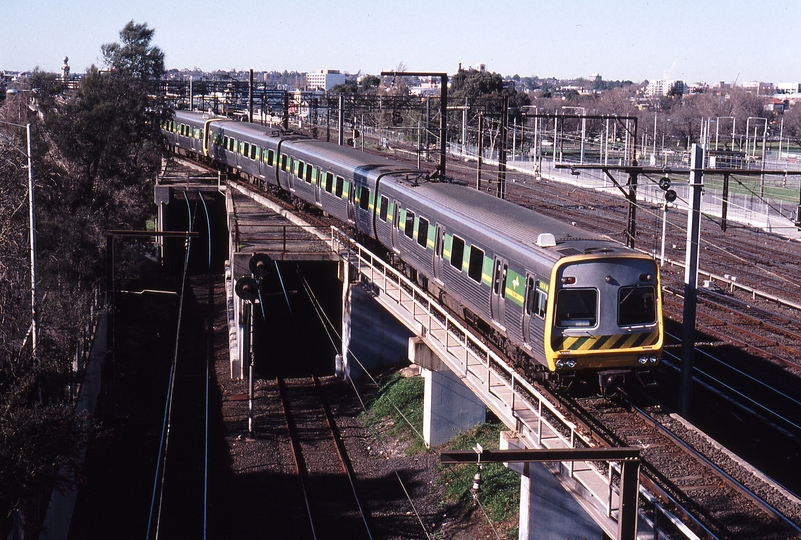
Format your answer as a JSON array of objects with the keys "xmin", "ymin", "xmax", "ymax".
[
  {"xmin": 500, "ymin": 431, "xmax": 604, "ymax": 540},
  {"xmin": 340, "ymin": 261, "xmax": 414, "ymax": 381},
  {"xmin": 409, "ymin": 338, "xmax": 486, "ymax": 447}
]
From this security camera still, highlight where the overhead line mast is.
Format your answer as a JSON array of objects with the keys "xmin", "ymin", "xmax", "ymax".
[{"xmin": 381, "ymin": 71, "xmax": 448, "ymax": 180}]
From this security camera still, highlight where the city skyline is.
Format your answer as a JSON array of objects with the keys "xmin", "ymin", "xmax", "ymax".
[{"xmin": 2, "ymin": 0, "xmax": 799, "ymax": 85}]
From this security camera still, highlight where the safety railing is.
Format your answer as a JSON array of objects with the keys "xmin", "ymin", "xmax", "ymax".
[{"xmin": 330, "ymin": 226, "xmax": 701, "ymax": 539}]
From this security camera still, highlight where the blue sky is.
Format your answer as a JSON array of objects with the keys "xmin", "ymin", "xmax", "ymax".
[{"xmin": 2, "ymin": 0, "xmax": 799, "ymax": 84}]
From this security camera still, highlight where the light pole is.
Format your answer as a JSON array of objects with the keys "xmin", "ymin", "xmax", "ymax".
[
  {"xmin": 716, "ymin": 116, "xmax": 736, "ymax": 152},
  {"xmin": 562, "ymin": 106, "xmax": 586, "ymax": 164},
  {"xmin": 0, "ymin": 121, "xmax": 38, "ymax": 358},
  {"xmin": 746, "ymin": 116, "xmax": 768, "ymax": 196}
]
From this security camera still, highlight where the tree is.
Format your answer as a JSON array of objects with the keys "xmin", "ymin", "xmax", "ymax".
[
  {"xmin": 360, "ymin": 75, "xmax": 381, "ymax": 93},
  {"xmin": 0, "ymin": 23, "xmax": 167, "ymax": 531},
  {"xmin": 781, "ymin": 103, "xmax": 801, "ymax": 143},
  {"xmin": 329, "ymin": 80, "xmax": 359, "ymax": 94},
  {"xmin": 100, "ymin": 21, "xmax": 165, "ymax": 83},
  {"xmin": 0, "ymin": 92, "xmax": 89, "ymax": 540},
  {"xmin": 37, "ymin": 22, "xmax": 167, "ymax": 286}
]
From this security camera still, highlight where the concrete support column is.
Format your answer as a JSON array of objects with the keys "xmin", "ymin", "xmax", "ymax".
[
  {"xmin": 340, "ymin": 266, "xmax": 413, "ymax": 381},
  {"xmin": 409, "ymin": 338, "xmax": 486, "ymax": 447},
  {"xmin": 500, "ymin": 432, "xmax": 603, "ymax": 540},
  {"xmin": 231, "ymin": 284, "xmax": 245, "ymax": 379},
  {"xmin": 338, "ymin": 260, "xmax": 352, "ymax": 381}
]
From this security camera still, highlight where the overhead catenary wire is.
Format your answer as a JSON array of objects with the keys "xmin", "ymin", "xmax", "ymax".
[
  {"xmin": 510, "ymin": 166, "xmax": 801, "ymax": 290},
  {"xmin": 197, "ymin": 189, "xmax": 213, "ymax": 540},
  {"xmin": 294, "ymin": 267, "xmax": 501, "ymax": 537},
  {"xmin": 147, "ymin": 191, "xmax": 195, "ymax": 540}
]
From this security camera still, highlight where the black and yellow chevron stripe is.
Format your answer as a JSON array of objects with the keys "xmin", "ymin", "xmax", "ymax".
[{"xmin": 553, "ymin": 331, "xmax": 660, "ymax": 352}]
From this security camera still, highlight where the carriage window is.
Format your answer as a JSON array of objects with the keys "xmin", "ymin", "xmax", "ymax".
[
  {"xmin": 359, "ymin": 187, "xmax": 370, "ymax": 210},
  {"xmin": 250, "ymin": 145, "xmax": 258, "ymax": 160},
  {"xmin": 243, "ymin": 142, "xmax": 250, "ymax": 157},
  {"xmin": 525, "ymin": 279, "xmax": 548, "ymax": 319},
  {"xmin": 296, "ymin": 160, "xmax": 304, "ymax": 177},
  {"xmin": 222, "ymin": 136, "xmax": 229, "ymax": 149},
  {"xmin": 468, "ymin": 246, "xmax": 484, "ymax": 283},
  {"xmin": 618, "ymin": 285, "xmax": 656, "ymax": 326},
  {"xmin": 404, "ymin": 210, "xmax": 415, "ymax": 238},
  {"xmin": 229, "ymin": 138, "xmax": 236, "ymax": 152},
  {"xmin": 266, "ymin": 149, "xmax": 275, "ymax": 166},
  {"xmin": 305, "ymin": 163, "xmax": 314, "ymax": 182},
  {"xmin": 535, "ymin": 288, "xmax": 547, "ymax": 318},
  {"xmin": 450, "ymin": 235, "xmax": 465, "ymax": 270},
  {"xmin": 379, "ymin": 196, "xmax": 389, "ymax": 221},
  {"xmin": 280, "ymin": 154, "xmax": 289, "ymax": 171},
  {"xmin": 335, "ymin": 176, "xmax": 344, "ymax": 197},
  {"xmin": 417, "ymin": 217, "xmax": 429, "ymax": 247},
  {"xmin": 324, "ymin": 172, "xmax": 334, "ymax": 192},
  {"xmin": 556, "ymin": 289, "xmax": 597, "ymax": 327}
]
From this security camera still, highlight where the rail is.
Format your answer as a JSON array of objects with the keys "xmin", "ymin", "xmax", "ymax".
[{"xmin": 330, "ymin": 227, "xmax": 701, "ymax": 539}]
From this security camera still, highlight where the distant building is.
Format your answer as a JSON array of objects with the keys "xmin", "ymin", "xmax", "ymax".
[
  {"xmin": 743, "ymin": 81, "xmax": 774, "ymax": 95},
  {"xmin": 306, "ymin": 69, "xmax": 346, "ymax": 91},
  {"xmin": 763, "ymin": 98, "xmax": 785, "ymax": 113},
  {"xmin": 410, "ymin": 76, "xmax": 442, "ymax": 97},
  {"xmin": 645, "ymin": 79, "xmax": 685, "ymax": 97},
  {"xmin": 777, "ymin": 82, "xmax": 801, "ymax": 94}
]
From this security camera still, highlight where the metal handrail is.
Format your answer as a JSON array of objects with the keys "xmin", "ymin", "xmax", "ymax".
[{"xmin": 330, "ymin": 226, "xmax": 700, "ymax": 539}]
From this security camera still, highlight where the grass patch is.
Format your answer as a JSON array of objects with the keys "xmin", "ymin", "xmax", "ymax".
[
  {"xmin": 437, "ymin": 423, "xmax": 521, "ymax": 529},
  {"xmin": 362, "ymin": 370, "xmax": 520, "ymax": 536},
  {"xmin": 361, "ymin": 371, "xmax": 427, "ymax": 454}
]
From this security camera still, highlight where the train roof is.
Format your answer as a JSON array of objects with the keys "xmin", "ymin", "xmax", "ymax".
[
  {"xmin": 286, "ymin": 138, "xmax": 425, "ymax": 179},
  {"xmin": 170, "ymin": 110, "xmax": 639, "ymax": 264},
  {"xmin": 383, "ymin": 179, "xmax": 633, "ymax": 265}
]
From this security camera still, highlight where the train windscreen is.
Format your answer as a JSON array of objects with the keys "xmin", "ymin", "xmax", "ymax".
[
  {"xmin": 618, "ymin": 285, "xmax": 656, "ymax": 326},
  {"xmin": 555, "ymin": 289, "xmax": 597, "ymax": 327}
]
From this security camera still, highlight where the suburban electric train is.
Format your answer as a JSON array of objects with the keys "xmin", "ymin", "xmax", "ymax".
[{"xmin": 162, "ymin": 110, "xmax": 663, "ymax": 391}]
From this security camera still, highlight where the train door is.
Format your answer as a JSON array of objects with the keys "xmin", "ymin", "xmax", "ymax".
[
  {"xmin": 433, "ymin": 225, "xmax": 444, "ymax": 282},
  {"xmin": 347, "ymin": 183, "xmax": 356, "ymax": 223},
  {"xmin": 390, "ymin": 201, "xmax": 400, "ymax": 251},
  {"xmin": 287, "ymin": 156, "xmax": 295, "ymax": 193},
  {"xmin": 490, "ymin": 256, "xmax": 508, "ymax": 327},
  {"xmin": 523, "ymin": 273, "xmax": 537, "ymax": 345},
  {"xmin": 314, "ymin": 169, "xmax": 322, "ymax": 205}
]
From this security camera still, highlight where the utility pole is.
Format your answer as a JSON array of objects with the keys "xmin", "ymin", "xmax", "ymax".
[
  {"xmin": 681, "ymin": 144, "xmax": 705, "ymax": 419},
  {"xmin": 382, "ymin": 71, "xmax": 448, "ymax": 178},
  {"xmin": 476, "ymin": 113, "xmax": 483, "ymax": 190},
  {"xmin": 248, "ymin": 69, "xmax": 254, "ymax": 123},
  {"xmin": 498, "ymin": 95, "xmax": 509, "ymax": 199},
  {"xmin": 0, "ymin": 121, "xmax": 38, "ymax": 358},
  {"xmin": 26, "ymin": 123, "xmax": 37, "ymax": 359}
]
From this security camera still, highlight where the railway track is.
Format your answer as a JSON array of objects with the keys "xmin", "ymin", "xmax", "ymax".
[
  {"xmin": 662, "ymin": 287, "xmax": 801, "ymax": 371},
  {"xmin": 169, "ymin": 150, "xmax": 801, "ymax": 537},
  {"xmin": 277, "ymin": 375, "xmax": 374, "ymax": 540},
  {"xmin": 558, "ymin": 392, "xmax": 801, "ymax": 540}
]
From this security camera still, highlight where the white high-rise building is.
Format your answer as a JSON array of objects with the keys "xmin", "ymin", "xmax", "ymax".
[{"xmin": 306, "ymin": 69, "xmax": 346, "ymax": 91}]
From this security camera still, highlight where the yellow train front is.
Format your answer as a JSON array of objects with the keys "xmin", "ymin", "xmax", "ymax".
[{"xmin": 543, "ymin": 252, "xmax": 663, "ymax": 391}]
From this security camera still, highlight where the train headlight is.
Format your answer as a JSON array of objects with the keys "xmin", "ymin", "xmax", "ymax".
[
  {"xmin": 649, "ymin": 355, "xmax": 658, "ymax": 364},
  {"xmin": 556, "ymin": 359, "xmax": 577, "ymax": 369},
  {"xmin": 566, "ymin": 359, "xmax": 577, "ymax": 369},
  {"xmin": 556, "ymin": 360, "xmax": 564, "ymax": 369},
  {"xmin": 638, "ymin": 356, "xmax": 649, "ymax": 365}
]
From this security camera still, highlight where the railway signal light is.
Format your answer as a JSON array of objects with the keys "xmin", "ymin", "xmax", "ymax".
[
  {"xmin": 235, "ymin": 276, "xmax": 259, "ymax": 301},
  {"xmin": 659, "ymin": 176, "xmax": 677, "ymax": 202},
  {"xmin": 249, "ymin": 253, "xmax": 272, "ymax": 279}
]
